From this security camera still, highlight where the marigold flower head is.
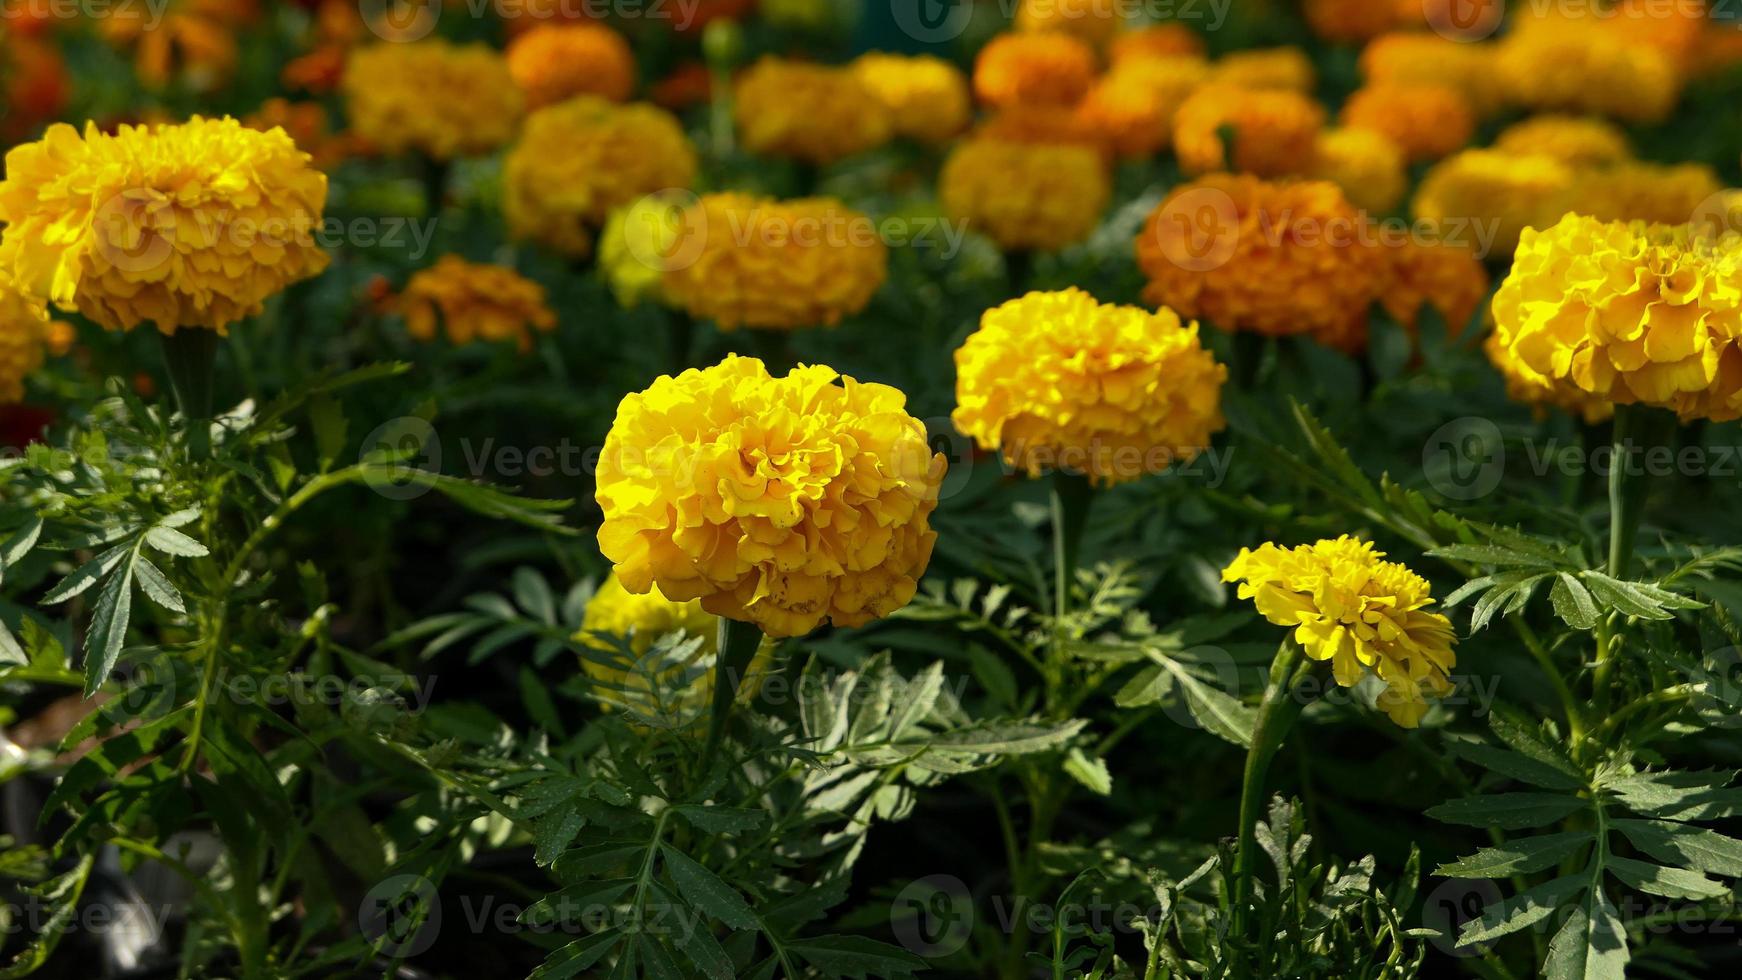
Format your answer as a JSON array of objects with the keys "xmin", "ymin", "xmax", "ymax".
[
  {"xmin": 1380, "ymin": 240, "xmax": 1488, "ymax": 335},
  {"xmin": 661, "ymin": 193, "xmax": 889, "ymax": 331},
  {"xmin": 1492, "ymin": 115, "xmax": 1633, "ymax": 168},
  {"xmin": 1207, "ymin": 47, "xmax": 1315, "ymax": 92},
  {"xmin": 1484, "ymin": 330, "xmax": 1614, "ymax": 423},
  {"xmin": 1014, "ymin": 0, "xmax": 1126, "ymax": 48},
  {"xmin": 506, "ymin": 22, "xmax": 635, "ymax": 109},
  {"xmin": 1304, "ymin": 0, "xmax": 1400, "ymax": 44},
  {"xmin": 595, "ymin": 355, "xmax": 946, "ymax": 638},
  {"xmin": 973, "ymin": 32, "xmax": 1097, "ymax": 109},
  {"xmin": 952, "ymin": 288, "xmax": 1226, "ymax": 486},
  {"xmin": 1173, "ymin": 85, "xmax": 1325, "ymax": 178},
  {"xmin": 1223, "ymin": 536, "xmax": 1458, "ymax": 728},
  {"xmin": 1360, "ymin": 32, "xmax": 1502, "ymax": 117},
  {"xmin": 397, "ymin": 256, "xmax": 556, "ymax": 351},
  {"xmin": 851, "ymin": 53, "xmax": 972, "ymax": 145},
  {"xmin": 98, "ymin": 0, "xmax": 253, "ymax": 92},
  {"xmin": 1490, "ymin": 213, "xmax": 1742, "ymax": 422},
  {"xmin": 1077, "ymin": 56, "xmax": 1208, "ymax": 158},
  {"xmin": 0, "ymin": 272, "xmax": 49, "ymax": 405},
  {"xmin": 1496, "ymin": 14, "xmax": 1681, "ymax": 123},
  {"xmin": 599, "ymin": 196, "xmax": 683, "ymax": 309},
  {"xmin": 1308, "ymin": 127, "xmax": 1407, "ymax": 215},
  {"xmin": 1413, "ymin": 149, "xmax": 1576, "ymax": 255},
  {"xmin": 1136, "ymin": 174, "xmax": 1384, "ymax": 346},
  {"xmin": 1571, "ymin": 162, "xmax": 1723, "ymax": 227},
  {"xmin": 1109, "ymin": 23, "xmax": 1206, "ymax": 65},
  {"xmin": 503, "ymin": 97, "xmax": 696, "ymax": 259},
  {"xmin": 1341, "ymin": 84, "xmax": 1474, "ymax": 164},
  {"xmin": 973, "ymin": 105, "xmax": 1110, "ymax": 159},
  {"xmin": 344, "ymin": 42, "xmax": 523, "ymax": 160},
  {"xmin": 734, "ymin": 57, "xmax": 893, "ymax": 164},
  {"xmin": 0, "ymin": 117, "xmax": 329, "ymax": 335},
  {"xmin": 941, "ymin": 139, "xmax": 1109, "ymax": 252}
]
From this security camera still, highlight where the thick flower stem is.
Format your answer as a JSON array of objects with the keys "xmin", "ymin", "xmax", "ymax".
[
  {"xmin": 161, "ymin": 327, "xmax": 218, "ymax": 460},
  {"xmin": 1050, "ymin": 470, "xmax": 1095, "ymax": 627},
  {"xmin": 702, "ymin": 617, "xmax": 764, "ymax": 771},
  {"xmin": 1231, "ymin": 639, "xmax": 1316, "ymax": 934},
  {"xmin": 1594, "ymin": 404, "xmax": 1675, "ymax": 716}
]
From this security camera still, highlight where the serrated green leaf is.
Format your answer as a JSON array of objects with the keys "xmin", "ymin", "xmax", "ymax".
[
  {"xmin": 1436, "ymin": 832, "xmax": 1593, "ymax": 879},
  {"xmin": 785, "ymin": 935, "xmax": 924, "ymax": 980},
  {"xmin": 1063, "ymin": 747, "xmax": 1112, "ymax": 796},
  {"xmin": 143, "ymin": 525, "xmax": 208, "ymax": 557},
  {"xmin": 132, "ymin": 556, "xmax": 184, "ymax": 613},
  {"xmin": 670, "ymin": 805, "xmax": 765, "ymax": 835},
  {"xmin": 1551, "ymin": 573, "xmax": 1600, "ymax": 631},
  {"xmin": 660, "ymin": 846, "xmax": 756, "ymax": 931},
  {"xmin": 1450, "ymin": 741, "xmax": 1586, "ymax": 791},
  {"xmin": 41, "ymin": 542, "xmax": 131, "ymax": 604},
  {"xmin": 1603, "ymin": 770, "xmax": 1742, "ymax": 820},
  {"xmin": 1607, "ymin": 856, "xmax": 1730, "ymax": 901},
  {"xmin": 1613, "ymin": 819, "xmax": 1742, "ymax": 877},
  {"xmin": 82, "ymin": 550, "xmax": 136, "ymax": 697},
  {"xmin": 1543, "ymin": 888, "xmax": 1628, "ymax": 980},
  {"xmin": 1427, "ymin": 792, "xmax": 1587, "ymax": 830},
  {"xmin": 1457, "ymin": 875, "xmax": 1585, "ymax": 947}
]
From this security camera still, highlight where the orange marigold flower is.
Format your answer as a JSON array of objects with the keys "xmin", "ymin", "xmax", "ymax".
[
  {"xmin": 282, "ymin": 45, "xmax": 347, "ymax": 94},
  {"xmin": 734, "ymin": 57, "xmax": 892, "ymax": 164},
  {"xmin": 851, "ymin": 53, "xmax": 972, "ymax": 145},
  {"xmin": 1308, "ymin": 127, "xmax": 1407, "ymax": 215},
  {"xmin": 1341, "ymin": 83, "xmax": 1474, "ymax": 163},
  {"xmin": 661, "ymin": 193, "xmax": 889, "ymax": 331},
  {"xmin": 397, "ymin": 255, "xmax": 556, "ymax": 351},
  {"xmin": 1492, "ymin": 115, "xmax": 1633, "ymax": 167},
  {"xmin": 1207, "ymin": 47, "xmax": 1315, "ymax": 92},
  {"xmin": 1403, "ymin": 0, "xmax": 1504, "ymax": 41},
  {"xmin": 941, "ymin": 139, "xmax": 1109, "ymax": 252},
  {"xmin": 1173, "ymin": 85, "xmax": 1325, "ymax": 177},
  {"xmin": 1077, "ymin": 56, "xmax": 1208, "ymax": 158},
  {"xmin": 344, "ymin": 41, "xmax": 523, "ymax": 160},
  {"xmin": 1109, "ymin": 23, "xmax": 1206, "ymax": 65},
  {"xmin": 1014, "ymin": 0, "xmax": 1127, "ymax": 49},
  {"xmin": 973, "ymin": 32, "xmax": 1097, "ymax": 108},
  {"xmin": 1360, "ymin": 32, "xmax": 1503, "ymax": 117},
  {"xmin": 1380, "ymin": 239, "xmax": 1488, "ymax": 335},
  {"xmin": 1304, "ymin": 0, "xmax": 1400, "ymax": 44},
  {"xmin": 97, "ymin": 0, "xmax": 255, "ymax": 92},
  {"xmin": 507, "ymin": 22, "xmax": 635, "ymax": 109},
  {"xmin": 973, "ymin": 105, "xmax": 1110, "ymax": 160},
  {"xmin": 650, "ymin": 62, "xmax": 712, "ymax": 111},
  {"xmin": 1413, "ymin": 149, "xmax": 1576, "ymax": 255},
  {"xmin": 1571, "ymin": 162, "xmax": 1723, "ymax": 227},
  {"xmin": 2, "ymin": 35, "xmax": 69, "ymax": 143}
]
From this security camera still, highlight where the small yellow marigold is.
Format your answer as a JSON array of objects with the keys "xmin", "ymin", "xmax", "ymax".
[
  {"xmin": 1484, "ymin": 330, "xmax": 1614, "ymax": 424},
  {"xmin": 1380, "ymin": 240, "xmax": 1489, "ymax": 335},
  {"xmin": 1109, "ymin": 23, "xmax": 1206, "ymax": 66},
  {"xmin": 1496, "ymin": 15, "xmax": 1681, "ymax": 124},
  {"xmin": 1360, "ymin": 32, "xmax": 1502, "ymax": 117},
  {"xmin": 0, "ymin": 117, "xmax": 329, "ymax": 335},
  {"xmin": 1341, "ymin": 84, "xmax": 1474, "ymax": 164},
  {"xmin": 1173, "ymin": 85, "xmax": 1325, "ymax": 177},
  {"xmin": 1014, "ymin": 0, "xmax": 1126, "ymax": 48},
  {"xmin": 851, "ymin": 53, "xmax": 972, "ymax": 145},
  {"xmin": 1223, "ymin": 536, "xmax": 1458, "ymax": 728},
  {"xmin": 973, "ymin": 32, "xmax": 1097, "ymax": 109},
  {"xmin": 503, "ymin": 97, "xmax": 697, "ymax": 259},
  {"xmin": 1492, "ymin": 115, "xmax": 1634, "ymax": 168},
  {"xmin": 940, "ymin": 139, "xmax": 1109, "ymax": 252},
  {"xmin": 1308, "ymin": 127, "xmax": 1407, "ymax": 215},
  {"xmin": 397, "ymin": 256, "xmax": 556, "ymax": 351},
  {"xmin": 1490, "ymin": 213, "xmax": 1742, "ymax": 422},
  {"xmin": 661, "ymin": 193, "xmax": 889, "ymax": 331},
  {"xmin": 1135, "ymin": 174, "xmax": 1384, "ymax": 346},
  {"xmin": 1571, "ymin": 162, "xmax": 1724, "ymax": 227},
  {"xmin": 1207, "ymin": 47, "xmax": 1316, "ymax": 92},
  {"xmin": 343, "ymin": 42, "xmax": 523, "ymax": 160},
  {"xmin": 952, "ymin": 288, "xmax": 1227, "ymax": 486},
  {"xmin": 595, "ymin": 355, "xmax": 946, "ymax": 638},
  {"xmin": 1077, "ymin": 56, "xmax": 1208, "ymax": 158},
  {"xmin": 506, "ymin": 22, "xmax": 635, "ymax": 109},
  {"xmin": 734, "ymin": 58, "xmax": 892, "ymax": 165},
  {"xmin": 1413, "ymin": 149, "xmax": 1576, "ymax": 255},
  {"xmin": 1304, "ymin": 0, "xmax": 1400, "ymax": 44},
  {"xmin": 0, "ymin": 273, "xmax": 49, "ymax": 404}
]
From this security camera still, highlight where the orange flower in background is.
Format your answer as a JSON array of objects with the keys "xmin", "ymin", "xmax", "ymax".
[
  {"xmin": 1208, "ymin": 47, "xmax": 1315, "ymax": 92},
  {"xmin": 1304, "ymin": 0, "xmax": 1399, "ymax": 44},
  {"xmin": 344, "ymin": 42, "xmax": 523, "ymax": 160},
  {"xmin": 397, "ymin": 256, "xmax": 557, "ymax": 351},
  {"xmin": 735, "ymin": 58, "xmax": 892, "ymax": 164},
  {"xmin": 1078, "ymin": 56, "xmax": 1207, "ymax": 158},
  {"xmin": 651, "ymin": 62, "xmax": 712, "ymax": 111},
  {"xmin": 1110, "ymin": 23, "xmax": 1206, "ymax": 65},
  {"xmin": 1014, "ymin": 0, "xmax": 1126, "ymax": 49},
  {"xmin": 1308, "ymin": 128, "xmax": 1407, "ymax": 215},
  {"xmin": 1380, "ymin": 240, "xmax": 1489, "ymax": 335},
  {"xmin": 973, "ymin": 32, "xmax": 1097, "ymax": 108},
  {"xmin": 282, "ymin": 45, "xmax": 347, "ymax": 94},
  {"xmin": 942, "ymin": 139, "xmax": 1109, "ymax": 253},
  {"xmin": 974, "ymin": 105, "xmax": 1110, "ymax": 160},
  {"xmin": 244, "ymin": 99, "xmax": 351, "ymax": 171},
  {"xmin": 1497, "ymin": 9, "xmax": 1681, "ymax": 123},
  {"xmin": 1360, "ymin": 32, "xmax": 1502, "ymax": 117},
  {"xmin": 852, "ymin": 53, "xmax": 972, "ymax": 145},
  {"xmin": 1173, "ymin": 86, "xmax": 1324, "ymax": 177},
  {"xmin": 98, "ymin": 0, "xmax": 257, "ymax": 91},
  {"xmin": 1492, "ymin": 115, "xmax": 1633, "ymax": 168},
  {"xmin": 1607, "ymin": 0, "xmax": 1706, "ymax": 70},
  {"xmin": 2, "ymin": 35, "xmax": 69, "ymax": 142},
  {"xmin": 1341, "ymin": 84, "xmax": 1474, "ymax": 164},
  {"xmin": 507, "ymin": 22, "xmax": 635, "ymax": 108}
]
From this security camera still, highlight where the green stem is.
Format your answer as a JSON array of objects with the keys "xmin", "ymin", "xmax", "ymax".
[
  {"xmin": 1232, "ymin": 639, "xmax": 1316, "ymax": 933},
  {"xmin": 161, "ymin": 328, "xmax": 218, "ymax": 460},
  {"xmin": 1049, "ymin": 470, "xmax": 1094, "ymax": 628},
  {"xmin": 1595, "ymin": 404, "xmax": 1675, "ymax": 716},
  {"xmin": 1231, "ymin": 331, "xmax": 1265, "ymax": 388},
  {"xmin": 701, "ymin": 617, "xmax": 764, "ymax": 771}
]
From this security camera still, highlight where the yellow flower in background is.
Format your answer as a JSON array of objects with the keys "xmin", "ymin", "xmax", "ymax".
[
  {"xmin": 1571, "ymin": 162, "xmax": 1723, "ymax": 227},
  {"xmin": 1014, "ymin": 0, "xmax": 1126, "ymax": 49},
  {"xmin": 1207, "ymin": 47, "xmax": 1316, "ymax": 92},
  {"xmin": 973, "ymin": 32, "xmax": 1097, "ymax": 108},
  {"xmin": 344, "ymin": 42, "xmax": 522, "ymax": 160},
  {"xmin": 0, "ymin": 272, "xmax": 49, "ymax": 404},
  {"xmin": 851, "ymin": 53, "xmax": 972, "ymax": 145},
  {"xmin": 734, "ymin": 58, "xmax": 892, "ymax": 165},
  {"xmin": 1308, "ymin": 127, "xmax": 1407, "ymax": 215},
  {"xmin": 1380, "ymin": 240, "xmax": 1489, "ymax": 336},
  {"xmin": 1484, "ymin": 331, "xmax": 1614, "ymax": 424},
  {"xmin": 1340, "ymin": 84, "xmax": 1473, "ymax": 164},
  {"xmin": 1173, "ymin": 85, "xmax": 1324, "ymax": 177},
  {"xmin": 599, "ymin": 197, "xmax": 682, "ymax": 309},
  {"xmin": 1492, "ymin": 115, "xmax": 1633, "ymax": 168},
  {"xmin": 1413, "ymin": 149, "xmax": 1576, "ymax": 255},
  {"xmin": 1496, "ymin": 12, "xmax": 1681, "ymax": 123},
  {"xmin": 1303, "ymin": 0, "xmax": 1399, "ymax": 44},
  {"xmin": 397, "ymin": 256, "xmax": 556, "ymax": 351},
  {"xmin": 1490, "ymin": 213, "xmax": 1742, "ymax": 422},
  {"xmin": 952, "ymin": 288, "xmax": 1227, "ymax": 486},
  {"xmin": 1109, "ymin": 23, "xmax": 1206, "ymax": 65},
  {"xmin": 1359, "ymin": 32, "xmax": 1502, "ymax": 118},
  {"xmin": 506, "ymin": 22, "xmax": 635, "ymax": 109},
  {"xmin": 0, "ymin": 117, "xmax": 329, "ymax": 335},
  {"xmin": 1136, "ymin": 175, "xmax": 1384, "ymax": 348},
  {"xmin": 661, "ymin": 193, "xmax": 889, "ymax": 331},
  {"xmin": 1078, "ymin": 56, "xmax": 1208, "ymax": 159},
  {"xmin": 940, "ymin": 139, "xmax": 1109, "ymax": 252},
  {"xmin": 1223, "ymin": 536, "xmax": 1458, "ymax": 728},
  {"xmin": 595, "ymin": 355, "xmax": 947, "ymax": 638},
  {"xmin": 503, "ymin": 97, "xmax": 696, "ymax": 259}
]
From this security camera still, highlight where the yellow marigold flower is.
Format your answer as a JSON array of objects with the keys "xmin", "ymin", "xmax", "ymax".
[
  {"xmin": 1360, "ymin": 32, "xmax": 1502, "ymax": 117},
  {"xmin": 1135, "ymin": 175, "xmax": 1384, "ymax": 346},
  {"xmin": 952, "ymin": 288, "xmax": 1226, "ymax": 486},
  {"xmin": 503, "ymin": 97, "xmax": 697, "ymax": 259},
  {"xmin": 1077, "ymin": 57, "xmax": 1208, "ymax": 159},
  {"xmin": 598, "ymin": 197, "xmax": 683, "ymax": 309},
  {"xmin": 397, "ymin": 256, "xmax": 556, "ymax": 351},
  {"xmin": 1173, "ymin": 85, "xmax": 1325, "ymax": 177},
  {"xmin": 735, "ymin": 58, "xmax": 892, "ymax": 164},
  {"xmin": 1496, "ymin": 15, "xmax": 1681, "ymax": 124},
  {"xmin": 0, "ymin": 273, "xmax": 49, "ymax": 404},
  {"xmin": 1490, "ymin": 213, "xmax": 1742, "ymax": 422},
  {"xmin": 1223, "ymin": 536, "xmax": 1458, "ymax": 728},
  {"xmin": 941, "ymin": 139, "xmax": 1109, "ymax": 252},
  {"xmin": 1571, "ymin": 162, "xmax": 1723, "ymax": 227},
  {"xmin": 661, "ymin": 193, "xmax": 889, "ymax": 331},
  {"xmin": 973, "ymin": 105, "xmax": 1111, "ymax": 160},
  {"xmin": 1340, "ymin": 84, "xmax": 1473, "ymax": 164},
  {"xmin": 1484, "ymin": 330, "xmax": 1614, "ymax": 424},
  {"xmin": 1109, "ymin": 23, "xmax": 1206, "ymax": 66},
  {"xmin": 1014, "ymin": 0, "xmax": 1126, "ymax": 49},
  {"xmin": 851, "ymin": 53, "xmax": 972, "ymax": 145},
  {"xmin": 0, "ymin": 117, "xmax": 329, "ymax": 335},
  {"xmin": 973, "ymin": 32, "xmax": 1097, "ymax": 109},
  {"xmin": 506, "ymin": 22, "xmax": 635, "ymax": 109},
  {"xmin": 1413, "ymin": 149, "xmax": 1576, "ymax": 255},
  {"xmin": 1207, "ymin": 47, "xmax": 1316, "ymax": 92},
  {"xmin": 344, "ymin": 42, "xmax": 522, "ymax": 160},
  {"xmin": 1304, "ymin": 0, "xmax": 1400, "ymax": 44},
  {"xmin": 595, "ymin": 355, "xmax": 947, "ymax": 638},
  {"xmin": 1492, "ymin": 115, "xmax": 1633, "ymax": 168},
  {"xmin": 1308, "ymin": 127, "xmax": 1407, "ymax": 215},
  {"xmin": 1380, "ymin": 240, "xmax": 1488, "ymax": 335}
]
